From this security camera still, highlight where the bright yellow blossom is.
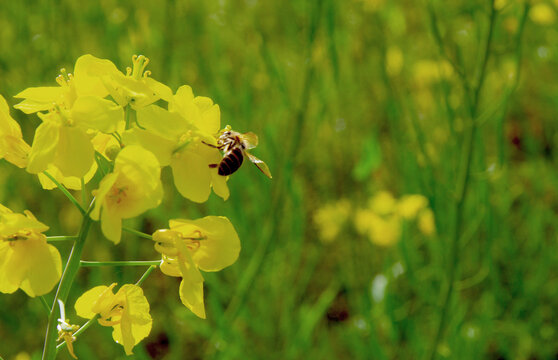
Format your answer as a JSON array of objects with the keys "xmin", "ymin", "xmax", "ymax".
[
  {"xmin": 368, "ymin": 191, "xmax": 397, "ymax": 215},
  {"xmin": 418, "ymin": 208, "xmax": 436, "ymax": 236},
  {"xmin": 355, "ymin": 208, "xmax": 401, "ymax": 247},
  {"xmin": 75, "ymin": 283, "xmax": 152, "ymax": 355},
  {"xmin": 126, "ymin": 85, "xmax": 229, "ymax": 203},
  {"xmin": 75, "ymin": 54, "xmax": 172, "ymax": 109},
  {"xmin": 91, "ymin": 146, "xmax": 163, "ymax": 243},
  {"xmin": 0, "ymin": 205, "xmax": 61, "ymax": 296},
  {"xmin": 0, "ymin": 94, "xmax": 30, "ymax": 168},
  {"xmin": 152, "ymin": 216, "xmax": 240, "ymax": 318}
]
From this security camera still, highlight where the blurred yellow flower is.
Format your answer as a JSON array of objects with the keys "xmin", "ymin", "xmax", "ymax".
[
  {"xmin": 313, "ymin": 199, "xmax": 351, "ymax": 243},
  {"xmin": 356, "ymin": 209, "xmax": 401, "ymax": 247},
  {"xmin": 413, "ymin": 60, "xmax": 453, "ymax": 86},
  {"xmin": 91, "ymin": 145, "xmax": 163, "ymax": 243},
  {"xmin": 0, "ymin": 94, "xmax": 30, "ymax": 168},
  {"xmin": 368, "ymin": 191, "xmax": 397, "ymax": 215},
  {"xmin": 530, "ymin": 3, "xmax": 556, "ymax": 25},
  {"xmin": 386, "ymin": 46, "xmax": 404, "ymax": 77},
  {"xmin": 152, "ymin": 216, "xmax": 240, "ymax": 318},
  {"xmin": 397, "ymin": 194, "xmax": 428, "ymax": 219},
  {"xmin": 0, "ymin": 205, "xmax": 61, "ymax": 297},
  {"xmin": 418, "ymin": 208, "xmax": 436, "ymax": 236},
  {"xmin": 75, "ymin": 283, "xmax": 152, "ymax": 355}
]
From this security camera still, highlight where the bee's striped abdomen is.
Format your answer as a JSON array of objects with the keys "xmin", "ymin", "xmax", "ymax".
[{"xmin": 218, "ymin": 147, "xmax": 244, "ymax": 176}]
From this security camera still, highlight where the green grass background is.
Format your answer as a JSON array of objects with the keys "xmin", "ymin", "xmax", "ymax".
[{"xmin": 1, "ymin": 0, "xmax": 558, "ymax": 359}]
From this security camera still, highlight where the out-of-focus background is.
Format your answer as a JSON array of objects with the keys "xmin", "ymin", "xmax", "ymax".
[{"xmin": 1, "ymin": 0, "xmax": 558, "ymax": 359}]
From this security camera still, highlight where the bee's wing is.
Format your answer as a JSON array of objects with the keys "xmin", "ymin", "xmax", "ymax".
[
  {"xmin": 242, "ymin": 132, "xmax": 259, "ymax": 149},
  {"xmin": 246, "ymin": 152, "xmax": 272, "ymax": 179}
]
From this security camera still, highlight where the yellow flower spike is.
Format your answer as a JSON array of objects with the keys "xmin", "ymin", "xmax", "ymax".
[
  {"xmin": 0, "ymin": 94, "xmax": 31, "ymax": 168},
  {"xmin": 75, "ymin": 283, "xmax": 152, "ymax": 355},
  {"xmin": 397, "ymin": 194, "xmax": 428, "ymax": 220},
  {"xmin": 152, "ymin": 216, "xmax": 240, "ymax": 318},
  {"xmin": 0, "ymin": 206, "xmax": 61, "ymax": 296},
  {"xmin": 91, "ymin": 145, "xmax": 163, "ymax": 243}
]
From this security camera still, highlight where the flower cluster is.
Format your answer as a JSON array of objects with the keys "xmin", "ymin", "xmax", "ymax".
[
  {"xmin": 314, "ymin": 191, "xmax": 435, "ymax": 247},
  {"xmin": 0, "ymin": 54, "xmax": 268, "ymax": 357}
]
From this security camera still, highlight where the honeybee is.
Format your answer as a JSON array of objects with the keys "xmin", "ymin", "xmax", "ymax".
[{"xmin": 206, "ymin": 126, "xmax": 272, "ymax": 179}]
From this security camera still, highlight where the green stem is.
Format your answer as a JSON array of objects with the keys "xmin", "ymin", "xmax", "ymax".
[
  {"xmin": 43, "ymin": 171, "xmax": 86, "ymax": 216},
  {"xmin": 136, "ymin": 265, "xmax": 157, "ymax": 286},
  {"xmin": 46, "ymin": 236, "xmax": 78, "ymax": 242},
  {"xmin": 39, "ymin": 296, "xmax": 51, "ymax": 315},
  {"xmin": 427, "ymin": 2, "xmax": 496, "ymax": 360},
  {"xmin": 42, "ymin": 203, "xmax": 94, "ymax": 360},
  {"xmin": 80, "ymin": 178, "xmax": 86, "ymax": 208},
  {"xmin": 80, "ymin": 260, "xmax": 161, "ymax": 267},
  {"xmin": 122, "ymin": 227, "xmax": 153, "ymax": 240}
]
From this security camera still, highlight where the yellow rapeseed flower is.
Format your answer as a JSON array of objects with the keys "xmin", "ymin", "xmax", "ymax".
[
  {"xmin": 418, "ymin": 208, "xmax": 436, "ymax": 236},
  {"xmin": 0, "ymin": 94, "xmax": 30, "ymax": 168},
  {"xmin": 91, "ymin": 146, "xmax": 163, "ymax": 243},
  {"xmin": 530, "ymin": 3, "xmax": 556, "ymax": 25},
  {"xmin": 0, "ymin": 205, "xmax": 61, "ymax": 296},
  {"xmin": 152, "ymin": 216, "xmax": 240, "ymax": 318},
  {"xmin": 313, "ymin": 199, "xmax": 351, "ymax": 243},
  {"xmin": 396, "ymin": 194, "xmax": 428, "ymax": 219},
  {"xmin": 75, "ymin": 283, "xmax": 152, "ymax": 355}
]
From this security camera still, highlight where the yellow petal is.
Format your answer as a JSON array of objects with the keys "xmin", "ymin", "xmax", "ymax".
[
  {"xmin": 160, "ymin": 260, "xmax": 182, "ymax": 277},
  {"xmin": 73, "ymin": 54, "xmax": 118, "ymax": 98},
  {"xmin": 0, "ymin": 243, "xmax": 19, "ymax": 294},
  {"xmin": 136, "ymin": 104, "xmax": 190, "ymax": 139},
  {"xmin": 0, "ymin": 211, "xmax": 49, "ymax": 236},
  {"xmin": 171, "ymin": 149, "xmax": 211, "ymax": 203},
  {"xmin": 19, "ymin": 242, "xmax": 62, "ymax": 297},
  {"xmin": 27, "ymin": 122, "xmax": 60, "ymax": 174},
  {"xmin": 112, "ymin": 284, "xmax": 152, "ymax": 355},
  {"xmin": 71, "ymin": 96, "xmax": 124, "ymax": 133},
  {"xmin": 13, "ymin": 87, "xmax": 63, "ymax": 114},
  {"xmin": 144, "ymin": 77, "xmax": 173, "ymax": 102},
  {"xmin": 54, "ymin": 127, "xmax": 95, "ymax": 178},
  {"xmin": 179, "ymin": 275, "xmax": 206, "ymax": 319},
  {"xmin": 193, "ymin": 97, "xmax": 220, "ymax": 134},
  {"xmin": 75, "ymin": 285, "xmax": 110, "ymax": 319},
  {"xmin": 90, "ymin": 173, "xmax": 118, "ymax": 220},
  {"xmin": 397, "ymin": 195, "xmax": 428, "ymax": 220},
  {"xmin": 369, "ymin": 191, "xmax": 397, "ymax": 215},
  {"xmin": 38, "ymin": 162, "xmax": 97, "ymax": 190},
  {"xmin": 121, "ymin": 128, "xmax": 175, "ymax": 167},
  {"xmin": 101, "ymin": 206, "xmax": 122, "ymax": 244}
]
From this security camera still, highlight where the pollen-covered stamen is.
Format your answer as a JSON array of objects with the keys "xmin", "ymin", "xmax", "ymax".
[
  {"xmin": 182, "ymin": 230, "xmax": 206, "ymax": 252},
  {"xmin": 108, "ymin": 185, "xmax": 129, "ymax": 205},
  {"xmin": 130, "ymin": 55, "xmax": 150, "ymax": 80},
  {"xmin": 98, "ymin": 302, "xmax": 125, "ymax": 326}
]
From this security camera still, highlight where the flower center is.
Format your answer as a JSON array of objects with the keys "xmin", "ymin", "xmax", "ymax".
[{"xmin": 108, "ymin": 185, "xmax": 128, "ymax": 205}]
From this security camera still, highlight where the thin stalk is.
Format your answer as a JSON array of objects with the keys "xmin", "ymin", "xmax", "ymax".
[
  {"xmin": 122, "ymin": 227, "xmax": 153, "ymax": 240},
  {"xmin": 427, "ymin": 2, "xmax": 496, "ymax": 360},
  {"xmin": 43, "ymin": 171, "xmax": 85, "ymax": 215},
  {"xmin": 136, "ymin": 265, "xmax": 157, "ymax": 286},
  {"xmin": 80, "ymin": 178, "xmax": 86, "ymax": 208},
  {"xmin": 47, "ymin": 236, "xmax": 78, "ymax": 242},
  {"xmin": 42, "ymin": 203, "xmax": 94, "ymax": 360},
  {"xmin": 39, "ymin": 296, "xmax": 51, "ymax": 314},
  {"xmin": 80, "ymin": 260, "xmax": 161, "ymax": 267}
]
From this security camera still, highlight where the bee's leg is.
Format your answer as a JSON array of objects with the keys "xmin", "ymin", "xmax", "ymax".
[
  {"xmin": 208, "ymin": 164, "xmax": 218, "ymax": 168},
  {"xmin": 202, "ymin": 141, "xmax": 221, "ymax": 149}
]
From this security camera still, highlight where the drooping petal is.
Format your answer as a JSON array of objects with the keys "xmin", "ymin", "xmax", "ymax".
[
  {"xmin": 171, "ymin": 149, "xmax": 211, "ymax": 203},
  {"xmin": 27, "ymin": 122, "xmax": 60, "ymax": 174},
  {"xmin": 74, "ymin": 54, "xmax": 119, "ymax": 98},
  {"xmin": 176, "ymin": 242, "xmax": 206, "ymax": 318},
  {"xmin": 0, "ymin": 243, "xmax": 19, "ymax": 294},
  {"xmin": 54, "ymin": 126, "xmax": 95, "ymax": 178},
  {"xmin": 121, "ymin": 128, "xmax": 176, "ymax": 167},
  {"xmin": 18, "ymin": 242, "xmax": 62, "ymax": 297},
  {"xmin": 90, "ymin": 172, "xmax": 118, "ymax": 220},
  {"xmin": 101, "ymin": 206, "xmax": 122, "ymax": 244}
]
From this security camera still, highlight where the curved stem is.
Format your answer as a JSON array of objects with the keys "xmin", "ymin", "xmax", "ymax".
[
  {"xmin": 42, "ymin": 203, "xmax": 94, "ymax": 360},
  {"xmin": 122, "ymin": 227, "xmax": 153, "ymax": 240},
  {"xmin": 42, "ymin": 171, "xmax": 86, "ymax": 216}
]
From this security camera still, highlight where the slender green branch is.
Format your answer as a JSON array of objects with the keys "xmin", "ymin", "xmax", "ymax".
[
  {"xmin": 42, "ymin": 202, "xmax": 94, "ymax": 360},
  {"xmin": 42, "ymin": 171, "xmax": 86, "ymax": 215},
  {"xmin": 122, "ymin": 227, "xmax": 153, "ymax": 240},
  {"xmin": 46, "ymin": 236, "xmax": 78, "ymax": 242},
  {"xmin": 80, "ymin": 260, "xmax": 162, "ymax": 267},
  {"xmin": 136, "ymin": 265, "xmax": 157, "ymax": 286},
  {"xmin": 80, "ymin": 178, "xmax": 86, "ymax": 208},
  {"xmin": 427, "ymin": 2, "xmax": 497, "ymax": 360},
  {"xmin": 39, "ymin": 296, "xmax": 51, "ymax": 315}
]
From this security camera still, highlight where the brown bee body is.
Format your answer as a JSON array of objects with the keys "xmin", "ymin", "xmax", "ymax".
[{"xmin": 206, "ymin": 127, "xmax": 272, "ymax": 179}]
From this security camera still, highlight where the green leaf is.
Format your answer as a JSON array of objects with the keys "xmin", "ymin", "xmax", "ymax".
[{"xmin": 352, "ymin": 134, "xmax": 382, "ymax": 181}]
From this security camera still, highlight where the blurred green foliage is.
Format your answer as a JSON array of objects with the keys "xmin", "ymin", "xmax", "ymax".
[{"xmin": 2, "ymin": 0, "xmax": 558, "ymax": 359}]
